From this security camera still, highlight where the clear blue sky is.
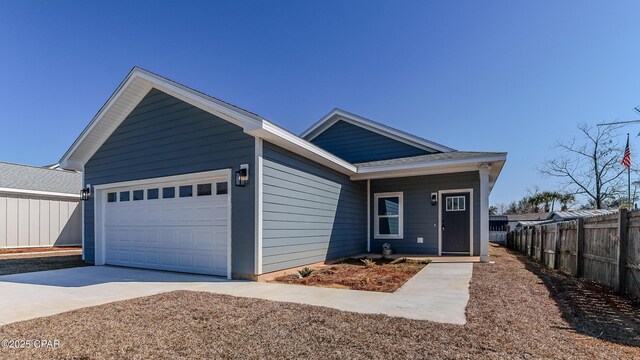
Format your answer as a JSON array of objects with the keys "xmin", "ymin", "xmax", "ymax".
[{"xmin": 1, "ymin": 1, "xmax": 640, "ymax": 206}]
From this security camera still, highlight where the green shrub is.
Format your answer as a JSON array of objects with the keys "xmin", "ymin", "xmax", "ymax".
[
  {"xmin": 418, "ymin": 259, "xmax": 432, "ymax": 265},
  {"xmin": 360, "ymin": 258, "xmax": 376, "ymax": 267},
  {"xmin": 297, "ymin": 267, "xmax": 314, "ymax": 278}
]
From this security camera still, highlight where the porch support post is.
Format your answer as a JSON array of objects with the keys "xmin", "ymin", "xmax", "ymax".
[{"xmin": 479, "ymin": 164, "xmax": 491, "ymax": 262}]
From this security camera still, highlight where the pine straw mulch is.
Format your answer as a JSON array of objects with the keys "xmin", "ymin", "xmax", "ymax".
[
  {"xmin": 0, "ymin": 244, "xmax": 638, "ymax": 359},
  {"xmin": 271, "ymin": 257, "xmax": 428, "ymax": 292}
]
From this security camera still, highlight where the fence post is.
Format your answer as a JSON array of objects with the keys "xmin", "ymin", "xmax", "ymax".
[
  {"xmin": 529, "ymin": 227, "xmax": 536, "ymax": 258},
  {"xmin": 540, "ymin": 225, "xmax": 546, "ymax": 265},
  {"xmin": 576, "ymin": 218, "xmax": 585, "ymax": 278},
  {"xmin": 617, "ymin": 209, "xmax": 628, "ymax": 293},
  {"xmin": 554, "ymin": 222, "xmax": 561, "ymax": 269}
]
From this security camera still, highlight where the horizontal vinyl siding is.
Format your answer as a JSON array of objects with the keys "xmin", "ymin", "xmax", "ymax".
[
  {"xmin": 83, "ymin": 88, "xmax": 255, "ymax": 274},
  {"xmin": 370, "ymin": 172, "xmax": 481, "ymax": 255},
  {"xmin": 310, "ymin": 120, "xmax": 431, "ymax": 163},
  {"xmin": 262, "ymin": 142, "xmax": 367, "ymax": 273},
  {"xmin": 0, "ymin": 193, "xmax": 81, "ymax": 248}
]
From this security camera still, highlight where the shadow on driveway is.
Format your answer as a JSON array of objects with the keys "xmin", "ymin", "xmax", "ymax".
[
  {"xmin": 0, "ymin": 265, "xmax": 235, "ymax": 287},
  {"xmin": 0, "ymin": 254, "xmax": 88, "ymax": 276}
]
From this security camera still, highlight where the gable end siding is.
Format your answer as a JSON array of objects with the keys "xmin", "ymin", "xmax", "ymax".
[
  {"xmin": 83, "ymin": 88, "xmax": 256, "ymax": 275},
  {"xmin": 261, "ymin": 141, "xmax": 367, "ymax": 273},
  {"xmin": 310, "ymin": 120, "xmax": 432, "ymax": 163}
]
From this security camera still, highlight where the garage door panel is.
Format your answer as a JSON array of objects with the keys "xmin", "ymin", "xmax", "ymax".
[{"xmin": 103, "ymin": 176, "xmax": 229, "ymax": 276}]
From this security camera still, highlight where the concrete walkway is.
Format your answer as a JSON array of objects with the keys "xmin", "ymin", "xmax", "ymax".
[{"xmin": 0, "ymin": 263, "xmax": 473, "ymax": 326}]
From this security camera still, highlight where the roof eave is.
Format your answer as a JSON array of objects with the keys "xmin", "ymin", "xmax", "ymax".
[{"xmin": 351, "ymin": 154, "xmax": 507, "ymax": 192}]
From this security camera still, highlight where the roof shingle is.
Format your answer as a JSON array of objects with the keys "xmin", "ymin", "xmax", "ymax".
[{"xmin": 0, "ymin": 162, "xmax": 81, "ymax": 195}]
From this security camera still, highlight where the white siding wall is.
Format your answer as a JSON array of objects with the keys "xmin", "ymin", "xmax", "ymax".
[{"xmin": 0, "ymin": 193, "xmax": 81, "ymax": 248}]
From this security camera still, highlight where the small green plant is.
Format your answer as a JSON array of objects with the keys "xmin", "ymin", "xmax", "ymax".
[
  {"xmin": 297, "ymin": 267, "xmax": 314, "ymax": 278},
  {"xmin": 360, "ymin": 258, "xmax": 376, "ymax": 268},
  {"xmin": 418, "ymin": 259, "xmax": 432, "ymax": 265}
]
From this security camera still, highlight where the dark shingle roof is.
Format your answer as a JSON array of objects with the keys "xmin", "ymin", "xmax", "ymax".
[
  {"xmin": 354, "ymin": 151, "xmax": 507, "ymax": 168},
  {"xmin": 0, "ymin": 162, "xmax": 81, "ymax": 195}
]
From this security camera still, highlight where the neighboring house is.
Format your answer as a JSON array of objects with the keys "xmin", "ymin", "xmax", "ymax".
[
  {"xmin": 514, "ymin": 209, "xmax": 618, "ymax": 228},
  {"xmin": 489, "ymin": 215, "xmax": 508, "ymax": 243},
  {"xmin": 0, "ymin": 162, "xmax": 82, "ymax": 248},
  {"xmin": 505, "ymin": 212, "xmax": 550, "ymax": 230},
  {"xmin": 59, "ymin": 67, "xmax": 507, "ymax": 279}
]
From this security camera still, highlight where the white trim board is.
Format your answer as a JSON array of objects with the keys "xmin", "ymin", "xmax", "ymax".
[
  {"xmin": 301, "ymin": 108, "xmax": 455, "ymax": 153},
  {"xmin": 438, "ymin": 188, "xmax": 474, "ymax": 256},
  {"xmin": 254, "ymin": 137, "xmax": 263, "ymax": 275},
  {"xmin": 92, "ymin": 169, "xmax": 233, "ymax": 279},
  {"xmin": 0, "ymin": 187, "xmax": 80, "ymax": 199}
]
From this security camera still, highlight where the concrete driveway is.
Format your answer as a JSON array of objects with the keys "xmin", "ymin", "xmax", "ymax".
[{"xmin": 0, "ymin": 262, "xmax": 473, "ymax": 326}]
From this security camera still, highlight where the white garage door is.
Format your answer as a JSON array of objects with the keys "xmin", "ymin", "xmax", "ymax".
[{"xmin": 103, "ymin": 174, "xmax": 230, "ymax": 276}]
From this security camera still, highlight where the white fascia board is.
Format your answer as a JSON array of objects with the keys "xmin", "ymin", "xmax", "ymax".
[
  {"xmin": 351, "ymin": 155, "xmax": 506, "ymax": 183},
  {"xmin": 0, "ymin": 187, "xmax": 80, "ymax": 199},
  {"xmin": 245, "ymin": 120, "xmax": 357, "ymax": 175},
  {"xmin": 301, "ymin": 109, "xmax": 456, "ymax": 153}
]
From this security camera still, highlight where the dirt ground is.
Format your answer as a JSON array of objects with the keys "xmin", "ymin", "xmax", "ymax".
[
  {"xmin": 0, "ymin": 247, "xmax": 80, "ymax": 255},
  {"xmin": 0, "ymin": 254, "xmax": 87, "ymax": 276},
  {"xmin": 0, "ymin": 244, "xmax": 638, "ymax": 359},
  {"xmin": 272, "ymin": 257, "xmax": 427, "ymax": 292}
]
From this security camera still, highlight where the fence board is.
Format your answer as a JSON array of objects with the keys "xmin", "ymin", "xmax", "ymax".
[{"xmin": 507, "ymin": 210, "xmax": 640, "ymax": 300}]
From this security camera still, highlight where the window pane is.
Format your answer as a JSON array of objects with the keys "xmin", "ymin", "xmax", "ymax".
[
  {"xmin": 197, "ymin": 183, "xmax": 212, "ymax": 196},
  {"xmin": 147, "ymin": 188, "xmax": 159, "ymax": 200},
  {"xmin": 216, "ymin": 182, "xmax": 228, "ymax": 195},
  {"xmin": 179, "ymin": 185, "xmax": 193, "ymax": 197},
  {"xmin": 162, "ymin": 187, "xmax": 175, "ymax": 199},
  {"xmin": 119, "ymin": 191, "xmax": 130, "ymax": 202},
  {"xmin": 107, "ymin": 192, "xmax": 117, "ymax": 202},
  {"xmin": 459, "ymin": 197, "xmax": 465, "ymax": 210},
  {"xmin": 379, "ymin": 217, "xmax": 399, "ymax": 235},
  {"xmin": 133, "ymin": 190, "xmax": 144, "ymax": 201},
  {"xmin": 377, "ymin": 197, "xmax": 399, "ymax": 215},
  {"xmin": 453, "ymin": 197, "xmax": 459, "ymax": 210}
]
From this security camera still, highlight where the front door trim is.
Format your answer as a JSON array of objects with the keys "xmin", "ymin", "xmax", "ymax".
[{"xmin": 438, "ymin": 188, "xmax": 473, "ymax": 256}]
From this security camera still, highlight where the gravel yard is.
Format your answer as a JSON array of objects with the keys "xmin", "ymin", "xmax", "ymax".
[{"xmin": 0, "ymin": 244, "xmax": 638, "ymax": 359}]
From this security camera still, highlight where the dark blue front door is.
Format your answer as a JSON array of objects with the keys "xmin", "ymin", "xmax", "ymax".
[{"xmin": 441, "ymin": 192, "xmax": 471, "ymax": 254}]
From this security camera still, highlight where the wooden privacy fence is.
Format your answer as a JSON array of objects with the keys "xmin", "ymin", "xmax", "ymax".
[{"xmin": 507, "ymin": 209, "xmax": 640, "ymax": 299}]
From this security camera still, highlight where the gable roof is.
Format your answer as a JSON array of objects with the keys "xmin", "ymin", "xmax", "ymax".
[
  {"xmin": 59, "ymin": 67, "xmax": 506, "ymax": 188},
  {"xmin": 0, "ymin": 162, "xmax": 81, "ymax": 197},
  {"xmin": 301, "ymin": 108, "xmax": 455, "ymax": 153},
  {"xmin": 59, "ymin": 67, "xmax": 356, "ymax": 175}
]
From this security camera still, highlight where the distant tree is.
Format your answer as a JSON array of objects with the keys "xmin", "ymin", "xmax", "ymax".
[
  {"xmin": 557, "ymin": 193, "xmax": 575, "ymax": 211},
  {"xmin": 489, "ymin": 206, "xmax": 499, "ymax": 215},
  {"xmin": 539, "ymin": 123, "xmax": 626, "ymax": 209}
]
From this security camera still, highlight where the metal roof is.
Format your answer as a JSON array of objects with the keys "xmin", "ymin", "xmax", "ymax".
[
  {"xmin": 548, "ymin": 209, "xmax": 618, "ymax": 220},
  {"xmin": 0, "ymin": 162, "xmax": 81, "ymax": 195},
  {"xmin": 354, "ymin": 151, "xmax": 507, "ymax": 168}
]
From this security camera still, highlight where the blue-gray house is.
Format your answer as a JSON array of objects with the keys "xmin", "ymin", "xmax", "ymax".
[{"xmin": 59, "ymin": 68, "xmax": 506, "ymax": 280}]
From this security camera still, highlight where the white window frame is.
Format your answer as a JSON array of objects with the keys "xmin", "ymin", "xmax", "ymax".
[
  {"xmin": 445, "ymin": 195, "xmax": 466, "ymax": 211},
  {"xmin": 374, "ymin": 192, "xmax": 403, "ymax": 239}
]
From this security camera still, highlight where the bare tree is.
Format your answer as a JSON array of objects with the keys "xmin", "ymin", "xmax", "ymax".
[{"xmin": 539, "ymin": 123, "xmax": 626, "ymax": 209}]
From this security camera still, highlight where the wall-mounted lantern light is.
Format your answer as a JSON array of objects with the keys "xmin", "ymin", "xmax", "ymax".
[
  {"xmin": 81, "ymin": 185, "xmax": 92, "ymax": 201},
  {"xmin": 431, "ymin": 192, "xmax": 438, "ymax": 206},
  {"xmin": 235, "ymin": 164, "xmax": 249, "ymax": 187}
]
